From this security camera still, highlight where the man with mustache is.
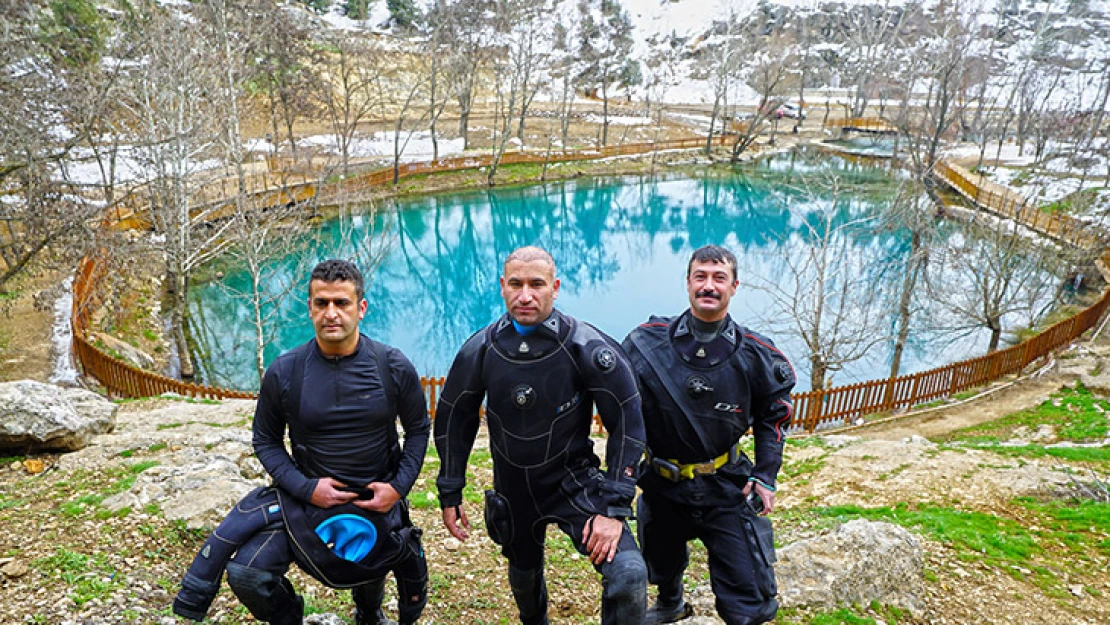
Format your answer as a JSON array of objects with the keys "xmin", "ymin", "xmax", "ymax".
[
  {"xmin": 621, "ymin": 245, "xmax": 795, "ymax": 625},
  {"xmin": 435, "ymin": 245, "xmax": 648, "ymax": 625}
]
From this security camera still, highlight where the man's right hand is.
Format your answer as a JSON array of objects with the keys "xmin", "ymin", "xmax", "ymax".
[
  {"xmin": 441, "ymin": 504, "xmax": 470, "ymax": 541},
  {"xmin": 310, "ymin": 477, "xmax": 358, "ymax": 508}
]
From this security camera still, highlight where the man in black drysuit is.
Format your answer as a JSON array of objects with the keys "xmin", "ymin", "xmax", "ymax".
[
  {"xmin": 172, "ymin": 260, "xmax": 429, "ymax": 625},
  {"xmin": 622, "ymin": 245, "xmax": 795, "ymax": 625},
  {"xmin": 435, "ymin": 246, "xmax": 648, "ymax": 625}
]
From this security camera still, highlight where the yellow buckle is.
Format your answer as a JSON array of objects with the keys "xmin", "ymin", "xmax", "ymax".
[
  {"xmin": 651, "ymin": 443, "xmax": 740, "ymax": 481},
  {"xmin": 690, "ymin": 462, "xmax": 717, "ymax": 477}
]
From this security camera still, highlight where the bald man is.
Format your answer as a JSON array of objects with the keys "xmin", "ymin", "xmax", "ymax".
[{"xmin": 435, "ymin": 246, "xmax": 648, "ymax": 625}]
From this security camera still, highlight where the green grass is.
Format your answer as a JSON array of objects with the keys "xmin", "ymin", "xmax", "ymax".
[
  {"xmin": 1014, "ymin": 497, "xmax": 1110, "ymax": 557},
  {"xmin": 961, "ymin": 444, "xmax": 1110, "ymax": 466},
  {"xmin": 777, "ymin": 602, "xmax": 912, "ymax": 625},
  {"xmin": 781, "ymin": 454, "xmax": 827, "ymax": 487},
  {"xmin": 0, "ymin": 493, "xmax": 26, "ymax": 511},
  {"xmin": 940, "ymin": 384, "xmax": 1110, "ymax": 445},
  {"xmin": 810, "ymin": 499, "xmax": 1110, "ymax": 594},
  {"xmin": 32, "ymin": 549, "xmax": 125, "ymax": 607},
  {"xmin": 815, "ymin": 503, "xmax": 1042, "ymax": 567}
]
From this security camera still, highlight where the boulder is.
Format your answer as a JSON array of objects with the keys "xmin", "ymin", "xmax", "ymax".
[
  {"xmin": 91, "ymin": 332, "xmax": 156, "ymax": 371},
  {"xmin": 0, "ymin": 381, "xmax": 117, "ymax": 453},
  {"xmin": 102, "ymin": 456, "xmax": 265, "ymax": 529},
  {"xmin": 775, "ymin": 519, "xmax": 924, "ymax": 612}
]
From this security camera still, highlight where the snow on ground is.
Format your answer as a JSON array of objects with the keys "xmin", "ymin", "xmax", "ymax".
[
  {"xmin": 245, "ymin": 131, "xmax": 467, "ymax": 163},
  {"xmin": 947, "ymin": 141, "xmax": 1109, "ymax": 206},
  {"xmin": 582, "ymin": 114, "xmax": 655, "ymax": 126},
  {"xmin": 55, "ymin": 147, "xmax": 224, "ymax": 187},
  {"xmin": 320, "ymin": 2, "xmax": 394, "ymax": 32}
]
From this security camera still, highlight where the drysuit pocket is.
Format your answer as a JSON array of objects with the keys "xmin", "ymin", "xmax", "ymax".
[
  {"xmin": 743, "ymin": 514, "xmax": 778, "ymax": 598},
  {"xmin": 484, "ymin": 490, "xmax": 513, "ymax": 546}
]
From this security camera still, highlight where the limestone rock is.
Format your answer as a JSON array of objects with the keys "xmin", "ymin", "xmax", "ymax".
[
  {"xmin": 819, "ymin": 434, "xmax": 861, "ymax": 448},
  {"xmin": 91, "ymin": 332, "xmax": 156, "ymax": 371},
  {"xmin": 103, "ymin": 457, "xmax": 264, "ymax": 529},
  {"xmin": 1, "ymin": 559, "xmax": 29, "ymax": 578},
  {"xmin": 56, "ymin": 396, "xmax": 255, "ymax": 472},
  {"xmin": 0, "ymin": 380, "xmax": 117, "ymax": 453},
  {"xmin": 775, "ymin": 519, "xmax": 924, "ymax": 611}
]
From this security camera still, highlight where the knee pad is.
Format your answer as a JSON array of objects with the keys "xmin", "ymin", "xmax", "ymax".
[
  {"xmin": 226, "ymin": 562, "xmax": 302, "ymax": 624},
  {"xmin": 604, "ymin": 550, "xmax": 648, "ymax": 601}
]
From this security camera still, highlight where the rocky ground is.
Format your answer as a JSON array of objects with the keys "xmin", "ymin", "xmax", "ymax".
[{"xmin": 1, "ymin": 337, "xmax": 1108, "ymax": 624}]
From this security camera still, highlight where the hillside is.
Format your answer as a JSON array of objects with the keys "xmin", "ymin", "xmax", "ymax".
[{"xmin": 0, "ymin": 335, "xmax": 1107, "ymax": 624}]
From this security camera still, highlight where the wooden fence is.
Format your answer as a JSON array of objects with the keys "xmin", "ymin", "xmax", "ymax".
[
  {"xmin": 70, "ymin": 134, "xmax": 1110, "ymax": 434},
  {"xmin": 934, "ymin": 159, "xmax": 1103, "ymax": 248},
  {"xmin": 825, "ymin": 117, "xmax": 899, "ymax": 134}
]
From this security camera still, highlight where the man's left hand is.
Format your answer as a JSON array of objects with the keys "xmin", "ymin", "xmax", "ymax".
[
  {"xmin": 352, "ymin": 482, "xmax": 401, "ymax": 513},
  {"xmin": 582, "ymin": 515, "xmax": 623, "ymax": 564},
  {"xmin": 742, "ymin": 481, "xmax": 776, "ymax": 516}
]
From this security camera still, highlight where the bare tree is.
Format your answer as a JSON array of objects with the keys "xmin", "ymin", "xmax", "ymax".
[
  {"xmin": 427, "ymin": 0, "xmax": 496, "ymax": 150},
  {"xmin": 756, "ymin": 175, "xmax": 891, "ymax": 391},
  {"xmin": 0, "ymin": 2, "xmax": 103, "ymax": 289},
  {"xmin": 487, "ymin": 0, "xmax": 549, "ymax": 184},
  {"xmin": 389, "ymin": 59, "xmax": 432, "ymax": 184},
  {"xmin": 697, "ymin": 9, "xmax": 742, "ymax": 154},
  {"xmin": 836, "ymin": 2, "xmax": 910, "ymax": 118},
  {"xmin": 253, "ymin": 2, "xmax": 318, "ymax": 164},
  {"xmin": 890, "ymin": 2, "xmax": 974, "ymax": 209},
  {"xmin": 214, "ymin": 199, "xmax": 318, "ymax": 383},
  {"xmin": 549, "ymin": 8, "xmax": 582, "ymax": 151},
  {"xmin": 576, "ymin": 0, "xmax": 639, "ymax": 147},
  {"xmin": 120, "ymin": 2, "xmax": 229, "ymax": 378},
  {"xmin": 317, "ymin": 32, "xmax": 385, "ymax": 178},
  {"xmin": 925, "ymin": 217, "xmax": 1064, "ymax": 353},
  {"xmin": 731, "ymin": 30, "xmax": 791, "ymax": 161}
]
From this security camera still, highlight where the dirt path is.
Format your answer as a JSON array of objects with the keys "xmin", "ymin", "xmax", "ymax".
[{"xmin": 854, "ymin": 372, "xmax": 1071, "ymax": 440}]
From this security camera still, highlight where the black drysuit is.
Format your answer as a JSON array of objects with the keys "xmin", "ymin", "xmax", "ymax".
[
  {"xmin": 623, "ymin": 312, "xmax": 795, "ymax": 625},
  {"xmin": 434, "ymin": 310, "xmax": 647, "ymax": 625},
  {"xmin": 173, "ymin": 336, "xmax": 430, "ymax": 625}
]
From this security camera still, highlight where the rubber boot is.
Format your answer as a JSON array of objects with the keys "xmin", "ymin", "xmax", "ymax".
[
  {"xmin": 508, "ymin": 565, "xmax": 550, "ymax": 625},
  {"xmin": 353, "ymin": 577, "xmax": 398, "ymax": 625},
  {"xmin": 225, "ymin": 562, "xmax": 303, "ymax": 625},
  {"xmin": 645, "ymin": 576, "xmax": 692, "ymax": 625}
]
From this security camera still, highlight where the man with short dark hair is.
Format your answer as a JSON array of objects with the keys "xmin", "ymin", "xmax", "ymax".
[
  {"xmin": 173, "ymin": 259, "xmax": 429, "ymax": 625},
  {"xmin": 622, "ymin": 244, "xmax": 795, "ymax": 625},
  {"xmin": 435, "ymin": 245, "xmax": 648, "ymax": 625}
]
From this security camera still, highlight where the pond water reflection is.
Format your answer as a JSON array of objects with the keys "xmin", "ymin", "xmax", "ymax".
[{"xmin": 189, "ymin": 151, "xmax": 1069, "ymax": 392}]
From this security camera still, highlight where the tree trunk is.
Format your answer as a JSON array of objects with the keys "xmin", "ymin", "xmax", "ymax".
[
  {"xmin": 600, "ymin": 82, "xmax": 610, "ymax": 147},
  {"xmin": 706, "ymin": 94, "xmax": 721, "ymax": 155},
  {"xmin": 458, "ymin": 95, "xmax": 471, "ymax": 150},
  {"xmin": 169, "ymin": 271, "xmax": 195, "ymax": 378},
  {"xmin": 889, "ymin": 230, "xmax": 922, "ymax": 378},
  {"xmin": 810, "ymin": 356, "xmax": 827, "ymax": 392},
  {"xmin": 987, "ymin": 317, "xmax": 1002, "ymax": 352}
]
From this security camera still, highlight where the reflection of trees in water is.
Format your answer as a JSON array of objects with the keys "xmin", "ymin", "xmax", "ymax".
[{"xmin": 190, "ymin": 150, "xmax": 1066, "ymax": 388}]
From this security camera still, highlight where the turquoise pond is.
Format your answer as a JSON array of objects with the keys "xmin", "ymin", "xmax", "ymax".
[{"xmin": 188, "ymin": 150, "xmax": 1069, "ymax": 392}]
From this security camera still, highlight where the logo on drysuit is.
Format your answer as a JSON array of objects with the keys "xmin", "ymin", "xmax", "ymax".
[
  {"xmin": 512, "ymin": 384, "xmax": 536, "ymax": 409},
  {"xmin": 594, "ymin": 347, "xmax": 617, "ymax": 372},
  {"xmin": 686, "ymin": 375, "xmax": 713, "ymax": 398},
  {"xmin": 774, "ymin": 361, "xmax": 794, "ymax": 383}
]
